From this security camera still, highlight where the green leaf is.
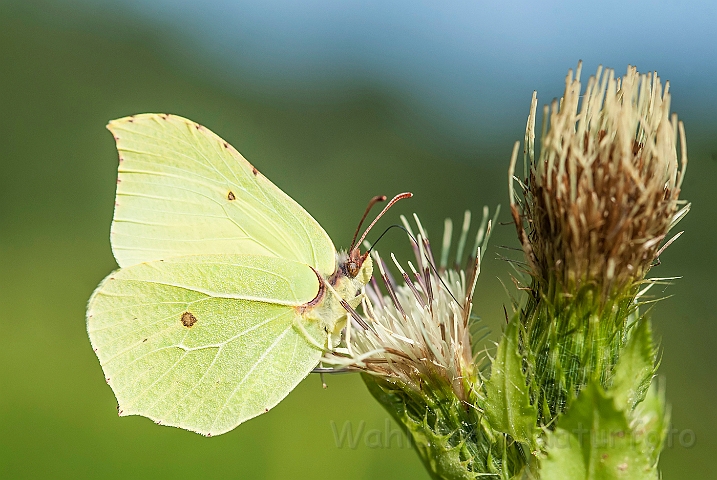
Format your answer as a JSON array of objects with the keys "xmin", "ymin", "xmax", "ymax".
[
  {"xmin": 610, "ymin": 319, "xmax": 657, "ymax": 410},
  {"xmin": 631, "ymin": 380, "xmax": 669, "ymax": 466},
  {"xmin": 484, "ymin": 317, "xmax": 538, "ymax": 449},
  {"xmin": 540, "ymin": 382, "xmax": 656, "ymax": 480}
]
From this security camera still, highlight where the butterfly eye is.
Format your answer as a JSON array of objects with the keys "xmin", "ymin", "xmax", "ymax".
[{"xmin": 346, "ymin": 260, "xmax": 359, "ymax": 278}]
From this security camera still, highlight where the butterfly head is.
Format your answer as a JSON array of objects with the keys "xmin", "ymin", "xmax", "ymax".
[
  {"xmin": 335, "ymin": 248, "xmax": 371, "ymax": 282},
  {"xmin": 345, "ymin": 246, "xmax": 373, "ymax": 286},
  {"xmin": 345, "ymin": 246, "xmax": 366, "ymax": 278}
]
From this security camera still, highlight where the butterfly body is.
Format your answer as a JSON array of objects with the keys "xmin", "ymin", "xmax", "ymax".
[{"xmin": 87, "ymin": 114, "xmax": 373, "ymax": 436}]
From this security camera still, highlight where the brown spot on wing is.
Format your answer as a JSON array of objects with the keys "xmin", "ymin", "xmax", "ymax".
[
  {"xmin": 252, "ymin": 167, "xmax": 258, "ymax": 176},
  {"xmin": 181, "ymin": 311, "xmax": 198, "ymax": 328},
  {"xmin": 227, "ymin": 191, "xmax": 236, "ymax": 201}
]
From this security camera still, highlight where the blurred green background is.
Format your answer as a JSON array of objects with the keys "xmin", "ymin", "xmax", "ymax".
[{"xmin": 1, "ymin": 1, "xmax": 715, "ymax": 478}]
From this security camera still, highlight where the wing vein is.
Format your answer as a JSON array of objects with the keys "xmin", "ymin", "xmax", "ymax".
[{"xmin": 208, "ymin": 324, "xmax": 294, "ymax": 432}]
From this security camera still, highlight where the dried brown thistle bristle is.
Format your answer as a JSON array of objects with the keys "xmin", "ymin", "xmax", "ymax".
[{"xmin": 510, "ymin": 63, "xmax": 689, "ymax": 298}]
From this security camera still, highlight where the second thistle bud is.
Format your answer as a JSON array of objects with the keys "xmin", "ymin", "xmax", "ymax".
[{"xmin": 509, "ymin": 63, "xmax": 688, "ymax": 426}]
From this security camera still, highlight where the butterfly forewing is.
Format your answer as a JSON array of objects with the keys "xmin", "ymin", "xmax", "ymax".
[
  {"xmin": 87, "ymin": 254, "xmax": 325, "ymax": 436},
  {"xmin": 108, "ymin": 114, "xmax": 336, "ymax": 275}
]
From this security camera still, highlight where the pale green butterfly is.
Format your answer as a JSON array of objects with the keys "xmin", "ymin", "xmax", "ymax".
[{"xmin": 87, "ymin": 113, "xmax": 410, "ymax": 436}]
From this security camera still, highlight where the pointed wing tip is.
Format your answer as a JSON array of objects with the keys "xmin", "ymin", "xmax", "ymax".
[
  {"xmin": 106, "ymin": 113, "xmax": 177, "ymax": 150},
  {"xmin": 107, "ymin": 113, "xmax": 178, "ymax": 129},
  {"xmin": 107, "ymin": 114, "xmax": 203, "ymax": 139},
  {"xmin": 106, "ymin": 115, "xmax": 139, "ymax": 131}
]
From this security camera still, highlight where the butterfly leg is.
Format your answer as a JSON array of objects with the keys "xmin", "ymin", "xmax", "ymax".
[
  {"xmin": 344, "ymin": 312, "xmax": 353, "ymax": 356},
  {"xmin": 318, "ymin": 360, "xmax": 328, "ymax": 389}
]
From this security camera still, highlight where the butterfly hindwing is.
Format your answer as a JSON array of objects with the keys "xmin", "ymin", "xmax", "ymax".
[
  {"xmin": 86, "ymin": 254, "xmax": 324, "ymax": 436},
  {"xmin": 108, "ymin": 114, "xmax": 336, "ymax": 275}
]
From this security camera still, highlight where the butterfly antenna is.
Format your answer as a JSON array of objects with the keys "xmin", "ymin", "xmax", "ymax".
[
  {"xmin": 355, "ymin": 192, "xmax": 413, "ymax": 251},
  {"xmin": 365, "ymin": 224, "xmax": 406, "ymax": 256},
  {"xmin": 350, "ymin": 195, "xmax": 387, "ymax": 251}
]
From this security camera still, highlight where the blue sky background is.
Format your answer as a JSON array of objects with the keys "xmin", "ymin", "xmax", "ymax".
[{"xmin": 83, "ymin": 0, "xmax": 717, "ymax": 155}]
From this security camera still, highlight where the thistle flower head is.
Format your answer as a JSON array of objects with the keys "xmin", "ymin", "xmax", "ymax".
[
  {"xmin": 510, "ymin": 63, "xmax": 689, "ymax": 297},
  {"xmin": 323, "ymin": 208, "xmax": 496, "ymax": 403}
]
